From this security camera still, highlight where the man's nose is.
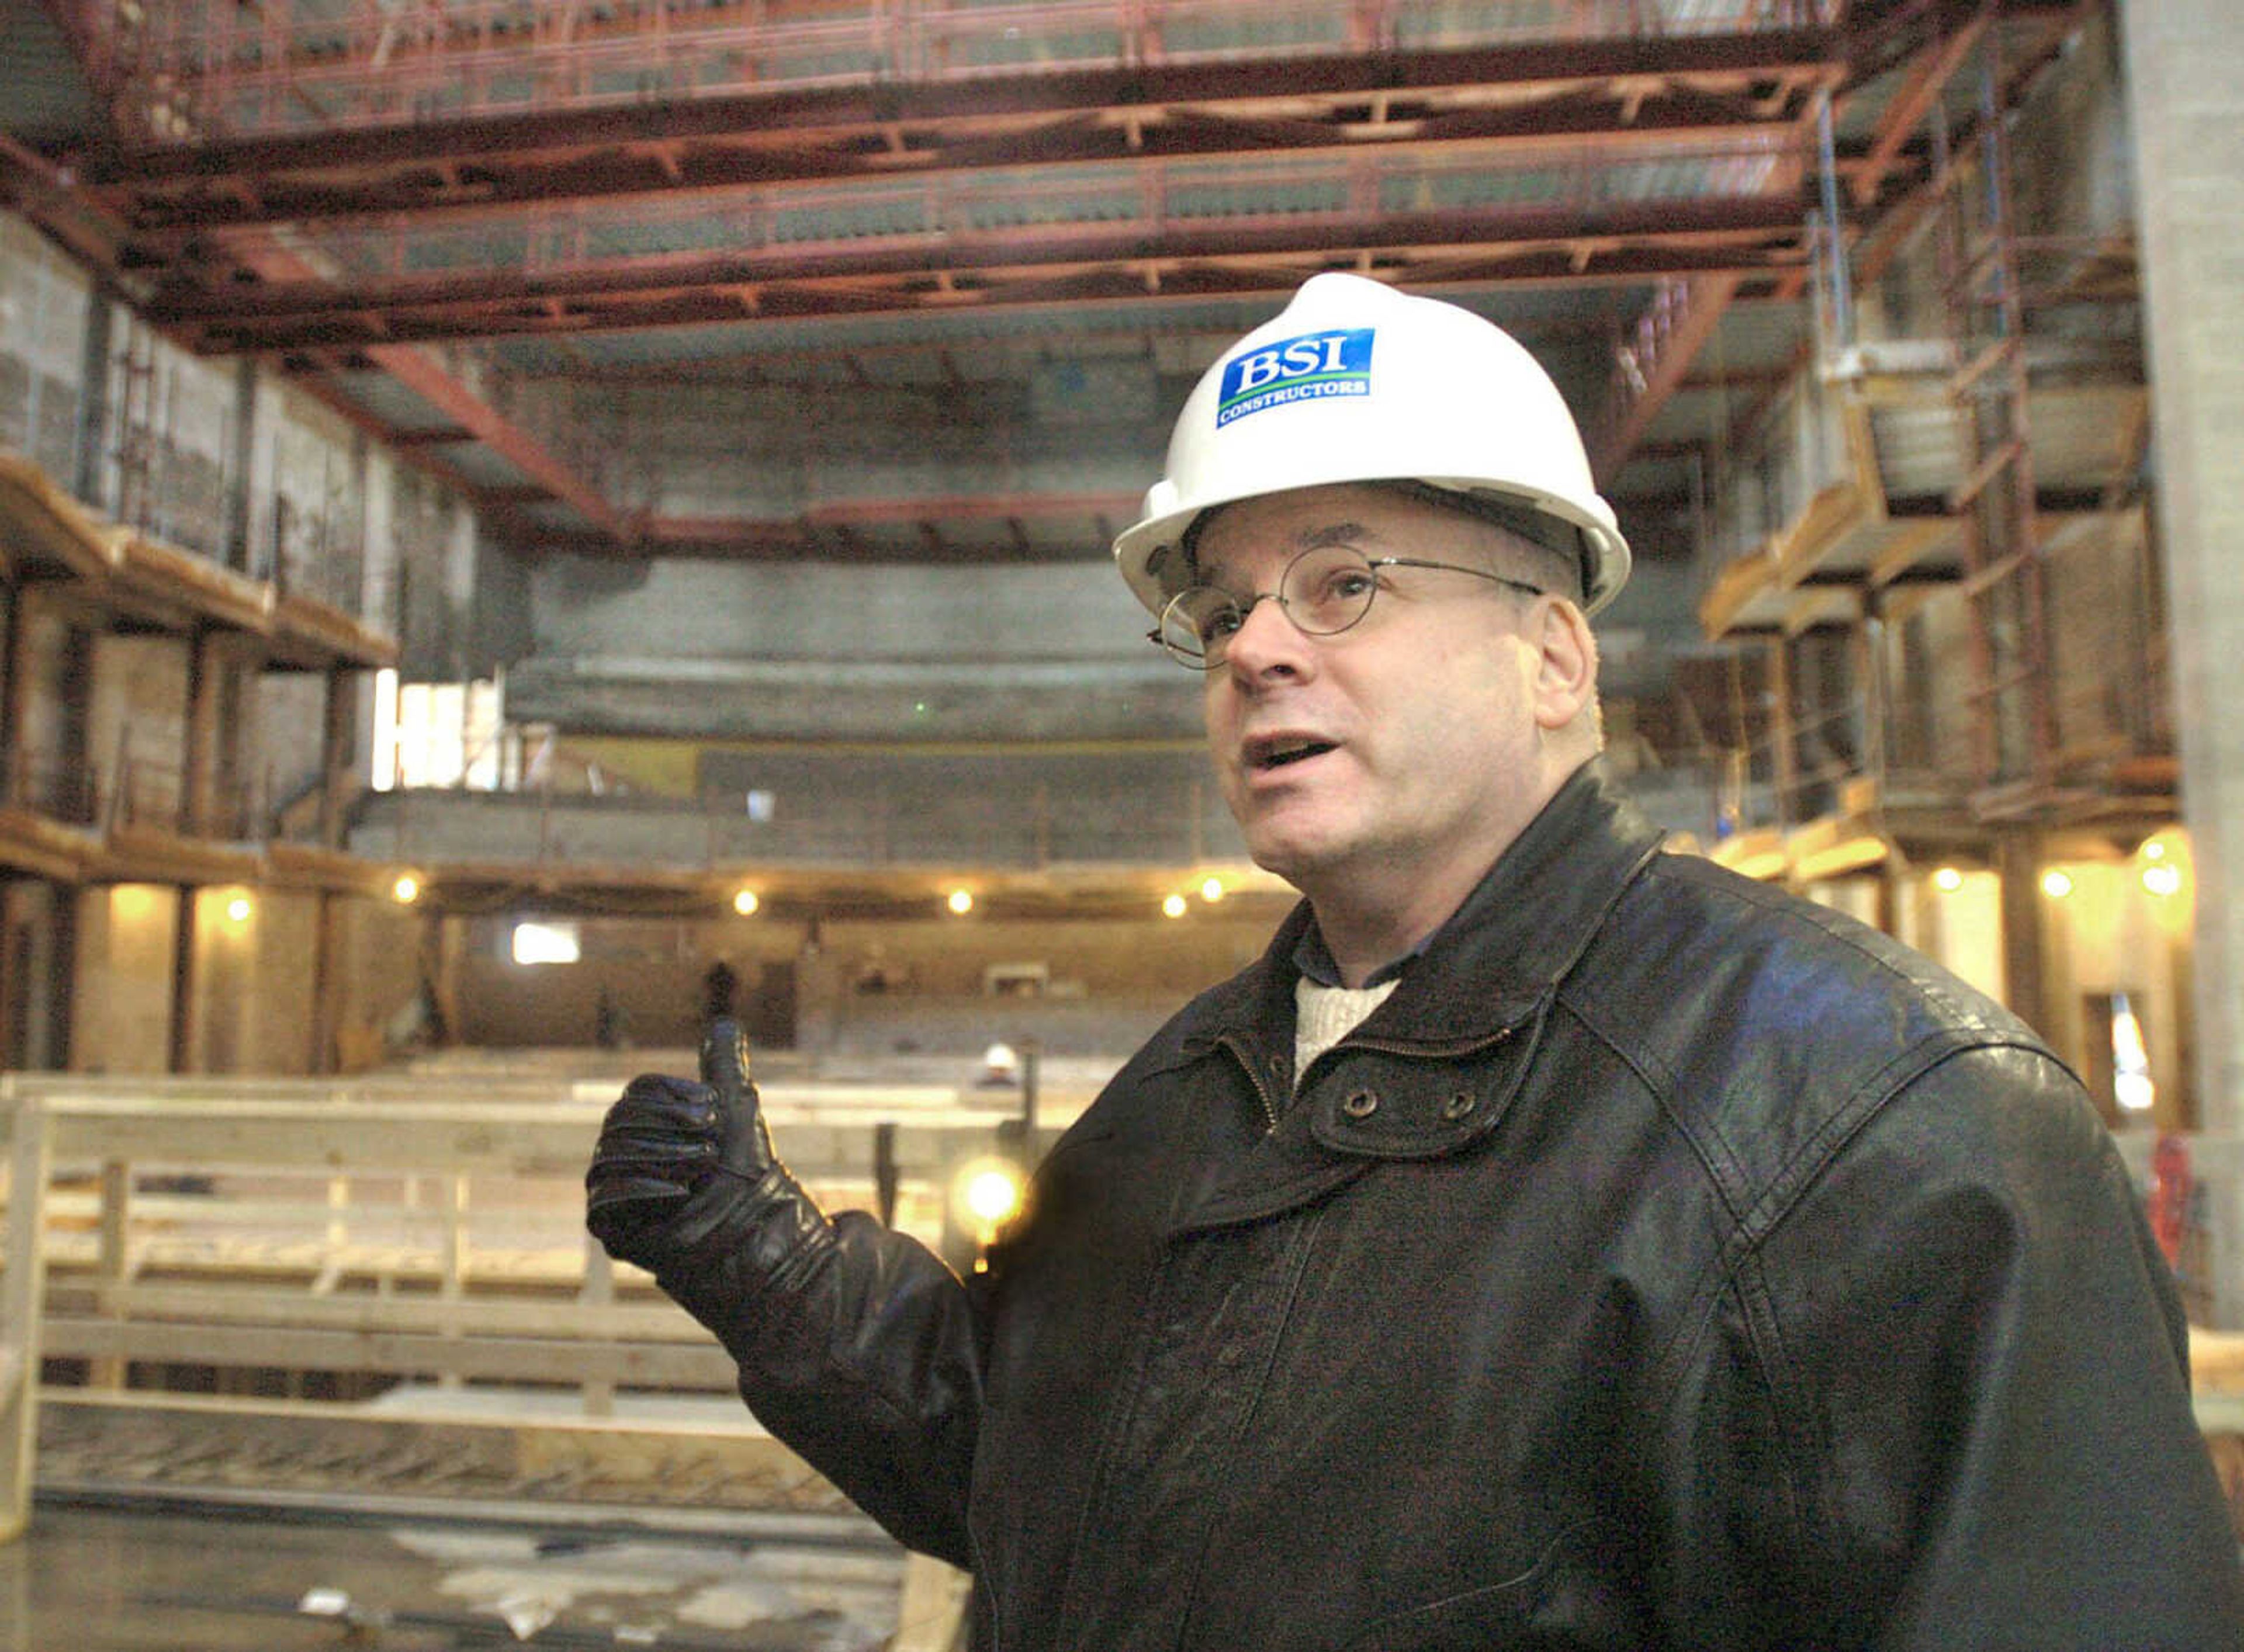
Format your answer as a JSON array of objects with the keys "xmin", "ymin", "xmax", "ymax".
[{"xmin": 1221, "ymin": 590, "xmax": 1314, "ymax": 679}]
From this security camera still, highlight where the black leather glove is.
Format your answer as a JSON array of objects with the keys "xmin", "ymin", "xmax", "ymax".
[{"xmin": 586, "ymin": 1019, "xmax": 829, "ymax": 1280}]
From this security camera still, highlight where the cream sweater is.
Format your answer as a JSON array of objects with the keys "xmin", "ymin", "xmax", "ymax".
[{"xmin": 1293, "ymin": 975, "xmax": 1400, "ymax": 1086}]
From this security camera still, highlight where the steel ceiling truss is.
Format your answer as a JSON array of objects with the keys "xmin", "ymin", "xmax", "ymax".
[
  {"xmin": 15, "ymin": 0, "xmax": 2089, "ymax": 553},
  {"xmin": 80, "ymin": 0, "xmax": 1844, "ymax": 146},
  {"xmin": 88, "ymin": 31, "xmax": 1843, "ymax": 233},
  {"xmin": 147, "ymin": 165, "xmax": 1811, "ymax": 354}
]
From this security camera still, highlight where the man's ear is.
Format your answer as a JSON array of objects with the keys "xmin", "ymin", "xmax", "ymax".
[{"xmin": 1529, "ymin": 598, "xmax": 1598, "ymax": 731}]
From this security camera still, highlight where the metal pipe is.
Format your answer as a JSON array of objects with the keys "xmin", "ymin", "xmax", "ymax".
[{"xmin": 1815, "ymin": 87, "xmax": 1854, "ymax": 351}]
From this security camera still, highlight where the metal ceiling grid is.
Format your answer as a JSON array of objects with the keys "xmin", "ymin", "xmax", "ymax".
[
  {"xmin": 327, "ymin": 365, "xmax": 486, "ymax": 432},
  {"xmin": 1, "ymin": 0, "xmax": 2098, "ymax": 568},
  {"xmin": 421, "ymin": 439, "xmax": 545, "ymax": 493},
  {"xmin": 90, "ymin": 0, "xmax": 1841, "ymax": 144}
]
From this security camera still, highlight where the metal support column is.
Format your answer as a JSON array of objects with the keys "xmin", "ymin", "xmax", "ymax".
[
  {"xmin": 318, "ymin": 664, "xmax": 353, "ymax": 850},
  {"xmin": 70, "ymin": 286, "xmax": 113, "ymax": 508},
  {"xmin": 224, "ymin": 358, "xmax": 258, "ymax": 573},
  {"xmin": 166, "ymin": 885, "xmax": 198, "ymax": 1074},
  {"xmin": 307, "ymin": 890, "xmax": 345, "ymax": 1076},
  {"xmin": 182, "ymin": 627, "xmax": 220, "ymax": 837},
  {"xmin": 0, "ymin": 589, "xmax": 30, "ymax": 808},
  {"xmin": 1995, "ymin": 830, "xmax": 2051, "ymax": 1041}
]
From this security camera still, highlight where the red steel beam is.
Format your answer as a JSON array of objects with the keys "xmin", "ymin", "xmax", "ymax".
[
  {"xmin": 87, "ymin": 30, "xmax": 1847, "ymax": 178},
  {"xmin": 1591, "ymin": 273, "xmax": 1747, "ymax": 483},
  {"xmin": 150, "ymin": 195, "xmax": 1808, "ymax": 348},
  {"xmin": 180, "ymin": 245, "xmax": 1801, "ymax": 355},
  {"xmin": 113, "ymin": 85, "xmax": 1821, "ymax": 240},
  {"xmin": 1848, "ymin": 8, "xmax": 1991, "ymax": 206},
  {"xmin": 221, "ymin": 235, "xmax": 632, "ymax": 538},
  {"xmin": 627, "ymin": 491, "xmax": 1144, "ymax": 557},
  {"xmin": 367, "ymin": 343, "xmax": 632, "ymax": 540}
]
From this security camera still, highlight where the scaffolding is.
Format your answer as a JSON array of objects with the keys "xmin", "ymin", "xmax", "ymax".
[
  {"xmin": 1695, "ymin": 3, "xmax": 2162, "ymax": 852},
  {"xmin": 1930, "ymin": 7, "xmax": 2056, "ymax": 814}
]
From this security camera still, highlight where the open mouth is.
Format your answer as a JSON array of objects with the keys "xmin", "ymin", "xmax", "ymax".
[{"xmin": 1248, "ymin": 736, "xmax": 1338, "ymax": 771}]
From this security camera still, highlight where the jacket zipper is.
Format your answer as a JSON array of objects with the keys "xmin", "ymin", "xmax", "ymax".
[{"xmin": 1219, "ymin": 1034, "xmax": 1286, "ymax": 1134}]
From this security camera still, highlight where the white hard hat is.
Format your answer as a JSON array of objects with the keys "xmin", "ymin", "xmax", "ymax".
[{"xmin": 1114, "ymin": 273, "xmax": 1631, "ymax": 615}]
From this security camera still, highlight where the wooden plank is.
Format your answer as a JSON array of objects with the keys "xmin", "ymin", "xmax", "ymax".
[
  {"xmin": 88, "ymin": 1160, "xmax": 130, "ymax": 1389},
  {"xmin": 47, "ymin": 1100, "xmax": 605, "ymax": 1175},
  {"xmin": 1, "ymin": 1100, "xmax": 51, "ymax": 1543},
  {"xmin": 43, "ymin": 1316, "xmax": 740, "ymax": 1389},
  {"xmin": 1696, "ymin": 550, "xmax": 1785, "ymax": 641},
  {"xmin": 36, "ymin": 1389, "xmax": 854, "ymax": 1517},
  {"xmin": 1866, "ymin": 518, "xmax": 1963, "ymax": 588},
  {"xmin": 1770, "ymin": 482, "xmax": 1875, "ymax": 589},
  {"xmin": 44, "ymin": 1097, "xmax": 1000, "ymax": 1179},
  {"xmin": 91, "ymin": 1282, "xmax": 709, "ymax": 1342},
  {"xmin": 581, "ymin": 1238, "xmax": 617, "ymax": 1420}
]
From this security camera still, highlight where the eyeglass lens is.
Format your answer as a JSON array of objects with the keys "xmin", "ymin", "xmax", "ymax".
[{"xmin": 1159, "ymin": 544, "xmax": 1385, "ymax": 666}]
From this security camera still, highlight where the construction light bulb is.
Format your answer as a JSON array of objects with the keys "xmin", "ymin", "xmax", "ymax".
[
  {"xmin": 2039, "ymin": 870, "xmax": 2073, "ymax": 899},
  {"xmin": 226, "ymin": 895, "xmax": 253, "ymax": 923},
  {"xmin": 2143, "ymin": 863, "xmax": 2182, "ymax": 898},
  {"xmin": 952, "ymin": 1158, "xmax": 1027, "ymax": 1242},
  {"xmin": 1162, "ymin": 893, "xmax": 1188, "ymax": 919},
  {"xmin": 1200, "ymin": 877, "xmax": 1225, "ymax": 903},
  {"xmin": 962, "ymin": 1168, "xmax": 1023, "ymax": 1228},
  {"xmin": 392, "ymin": 874, "xmax": 420, "ymax": 904},
  {"xmin": 1932, "ymin": 867, "xmax": 1964, "ymax": 894},
  {"xmin": 733, "ymin": 888, "xmax": 760, "ymax": 916},
  {"xmin": 947, "ymin": 889, "xmax": 974, "ymax": 916}
]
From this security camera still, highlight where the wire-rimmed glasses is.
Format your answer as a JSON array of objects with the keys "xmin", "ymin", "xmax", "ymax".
[{"xmin": 1149, "ymin": 542, "xmax": 1545, "ymax": 670}]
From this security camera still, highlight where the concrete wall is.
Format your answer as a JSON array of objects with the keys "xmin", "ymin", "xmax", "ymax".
[
  {"xmin": 259, "ymin": 671, "xmax": 333, "ymax": 827},
  {"xmin": 510, "ymin": 518, "xmax": 1690, "ymax": 742},
  {"xmin": 254, "ymin": 385, "xmax": 365, "ymax": 607},
  {"xmin": 0, "ymin": 212, "xmax": 90, "ymax": 482},
  {"xmin": 88, "ymin": 633, "xmax": 189, "ymax": 824},
  {"xmin": 354, "ymin": 746, "xmax": 1251, "ymax": 870},
  {"xmin": 449, "ymin": 904, "xmax": 1284, "ymax": 1055},
  {"xmin": 337, "ymin": 897, "xmax": 439, "ymax": 1071},
  {"xmin": 528, "ymin": 555, "xmax": 1158, "ymax": 667},
  {"xmin": 455, "ymin": 911, "xmax": 810, "ymax": 1051},
  {"xmin": 12, "ymin": 599, "xmax": 89, "ymax": 815},
  {"xmin": 63, "ymin": 881, "xmax": 448, "ymax": 1077},
  {"xmin": 2013, "ymin": 9, "xmax": 2137, "ymax": 245},
  {"xmin": 504, "ymin": 652, "xmax": 1206, "ymax": 743},
  {"xmin": 396, "ymin": 478, "xmax": 479, "ymax": 682},
  {"xmin": 2122, "ymin": 0, "xmax": 2244, "ymax": 1144},
  {"xmin": 573, "ymin": 373, "xmax": 1171, "ymax": 522},
  {"xmin": 3, "ymin": 203, "xmax": 458, "ymax": 647},
  {"xmin": 70, "ymin": 884, "xmax": 178, "ymax": 1075}
]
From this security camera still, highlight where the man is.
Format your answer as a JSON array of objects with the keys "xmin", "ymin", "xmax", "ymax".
[{"xmin": 588, "ymin": 274, "xmax": 2242, "ymax": 1648}]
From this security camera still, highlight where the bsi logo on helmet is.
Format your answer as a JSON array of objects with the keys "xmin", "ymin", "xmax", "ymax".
[{"xmin": 1216, "ymin": 328, "xmax": 1374, "ymax": 428}]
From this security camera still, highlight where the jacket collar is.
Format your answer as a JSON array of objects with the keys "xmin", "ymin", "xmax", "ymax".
[{"xmin": 1187, "ymin": 757, "xmax": 1666, "ymax": 1054}]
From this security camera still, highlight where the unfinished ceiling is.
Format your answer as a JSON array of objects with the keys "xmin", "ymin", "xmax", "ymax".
[{"xmin": 1, "ymin": 0, "xmax": 2093, "ymax": 567}]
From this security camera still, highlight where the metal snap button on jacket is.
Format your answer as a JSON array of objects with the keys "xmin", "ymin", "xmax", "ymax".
[
  {"xmin": 1441, "ymin": 1091, "xmax": 1477, "ymax": 1121},
  {"xmin": 1341, "ymin": 1090, "xmax": 1379, "ymax": 1119}
]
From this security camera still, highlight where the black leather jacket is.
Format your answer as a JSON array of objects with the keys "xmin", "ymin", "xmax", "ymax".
[{"xmin": 672, "ymin": 762, "xmax": 2242, "ymax": 1650}]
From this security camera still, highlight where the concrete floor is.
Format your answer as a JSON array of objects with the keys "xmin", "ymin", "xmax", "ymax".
[{"xmin": 0, "ymin": 1498, "xmax": 910, "ymax": 1650}]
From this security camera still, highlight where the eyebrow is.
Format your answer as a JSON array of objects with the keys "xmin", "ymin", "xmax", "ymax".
[
  {"xmin": 1294, "ymin": 521, "xmax": 1375, "ymax": 552},
  {"xmin": 1198, "ymin": 519, "xmax": 1376, "ymax": 588}
]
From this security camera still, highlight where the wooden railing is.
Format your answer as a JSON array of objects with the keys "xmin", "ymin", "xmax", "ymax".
[{"xmin": 0, "ymin": 1072, "xmax": 1038, "ymax": 1543}]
